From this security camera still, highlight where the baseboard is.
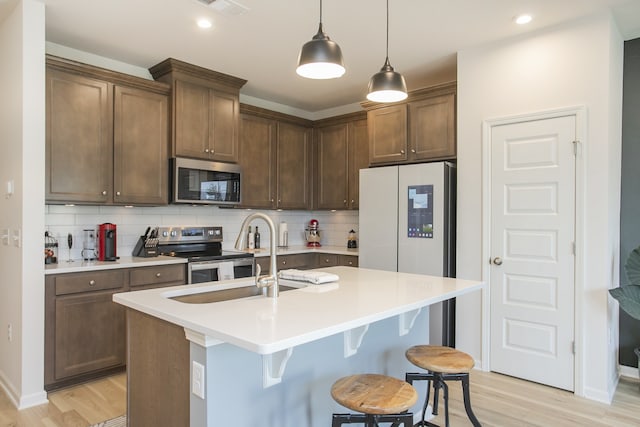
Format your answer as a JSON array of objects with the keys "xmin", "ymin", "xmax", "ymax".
[
  {"xmin": 583, "ymin": 383, "xmax": 616, "ymax": 404},
  {"xmin": 18, "ymin": 390, "xmax": 48, "ymax": 409},
  {"xmin": 619, "ymin": 364, "xmax": 639, "ymax": 380},
  {"xmin": 0, "ymin": 370, "xmax": 48, "ymax": 409}
]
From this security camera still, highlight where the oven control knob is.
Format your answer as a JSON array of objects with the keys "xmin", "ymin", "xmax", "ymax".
[
  {"xmin": 208, "ymin": 230, "xmax": 214, "ymax": 236},
  {"xmin": 162, "ymin": 231, "xmax": 169, "ymax": 237},
  {"xmin": 171, "ymin": 231, "xmax": 177, "ymax": 237}
]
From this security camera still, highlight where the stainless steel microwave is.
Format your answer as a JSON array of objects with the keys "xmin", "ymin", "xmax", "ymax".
[{"xmin": 171, "ymin": 157, "xmax": 241, "ymax": 205}]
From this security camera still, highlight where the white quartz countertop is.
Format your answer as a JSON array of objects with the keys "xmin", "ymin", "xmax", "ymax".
[
  {"xmin": 113, "ymin": 267, "xmax": 483, "ymax": 355},
  {"xmin": 248, "ymin": 245, "xmax": 358, "ymax": 257},
  {"xmin": 44, "ymin": 255, "xmax": 187, "ymax": 275}
]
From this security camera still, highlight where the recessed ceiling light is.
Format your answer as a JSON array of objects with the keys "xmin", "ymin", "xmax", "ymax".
[
  {"xmin": 197, "ymin": 18, "xmax": 212, "ymax": 29},
  {"xmin": 515, "ymin": 14, "xmax": 533, "ymax": 25}
]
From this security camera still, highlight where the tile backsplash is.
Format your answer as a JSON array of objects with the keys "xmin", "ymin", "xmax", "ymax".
[{"xmin": 45, "ymin": 205, "xmax": 359, "ymax": 260}]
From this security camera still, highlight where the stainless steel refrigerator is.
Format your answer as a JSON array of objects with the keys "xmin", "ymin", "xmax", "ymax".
[{"xmin": 359, "ymin": 162, "xmax": 456, "ymax": 345}]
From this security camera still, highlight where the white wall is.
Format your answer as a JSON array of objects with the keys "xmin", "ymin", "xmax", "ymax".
[
  {"xmin": 0, "ymin": 0, "xmax": 47, "ymax": 409},
  {"xmin": 456, "ymin": 13, "xmax": 623, "ymax": 402}
]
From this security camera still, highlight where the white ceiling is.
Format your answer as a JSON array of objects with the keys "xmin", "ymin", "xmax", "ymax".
[{"xmin": 11, "ymin": 0, "xmax": 640, "ymax": 112}]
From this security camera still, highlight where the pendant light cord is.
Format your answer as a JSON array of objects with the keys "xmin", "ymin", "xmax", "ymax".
[
  {"xmin": 319, "ymin": 0, "xmax": 323, "ymax": 25},
  {"xmin": 385, "ymin": 0, "xmax": 389, "ymax": 59}
]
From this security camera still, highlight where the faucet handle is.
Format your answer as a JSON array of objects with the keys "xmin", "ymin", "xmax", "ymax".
[{"xmin": 255, "ymin": 263, "xmax": 262, "ymax": 287}]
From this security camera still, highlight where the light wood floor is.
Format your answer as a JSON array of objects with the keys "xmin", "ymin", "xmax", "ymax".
[
  {"xmin": 0, "ymin": 374, "xmax": 125, "ymax": 427},
  {"xmin": 0, "ymin": 371, "xmax": 638, "ymax": 426}
]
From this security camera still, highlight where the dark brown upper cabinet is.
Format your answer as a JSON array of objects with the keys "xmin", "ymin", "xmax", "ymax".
[
  {"xmin": 238, "ymin": 105, "xmax": 312, "ymax": 210},
  {"xmin": 313, "ymin": 112, "xmax": 368, "ymax": 210},
  {"xmin": 149, "ymin": 58, "xmax": 247, "ymax": 163},
  {"xmin": 46, "ymin": 56, "xmax": 170, "ymax": 206},
  {"xmin": 362, "ymin": 82, "xmax": 456, "ymax": 166}
]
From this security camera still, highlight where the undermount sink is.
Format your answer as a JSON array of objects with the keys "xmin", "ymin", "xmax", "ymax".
[{"xmin": 170, "ymin": 285, "xmax": 298, "ymax": 304}]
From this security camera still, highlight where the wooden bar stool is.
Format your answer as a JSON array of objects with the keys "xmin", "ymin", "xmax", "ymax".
[
  {"xmin": 405, "ymin": 345, "xmax": 481, "ymax": 427},
  {"xmin": 331, "ymin": 373, "xmax": 418, "ymax": 427}
]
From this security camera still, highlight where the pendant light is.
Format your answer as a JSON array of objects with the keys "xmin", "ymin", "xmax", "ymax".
[
  {"xmin": 296, "ymin": 0, "xmax": 345, "ymax": 79},
  {"xmin": 367, "ymin": 0, "xmax": 407, "ymax": 102}
]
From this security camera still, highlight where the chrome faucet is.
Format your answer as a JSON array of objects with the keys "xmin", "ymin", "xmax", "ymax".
[{"xmin": 234, "ymin": 212, "xmax": 279, "ymax": 298}]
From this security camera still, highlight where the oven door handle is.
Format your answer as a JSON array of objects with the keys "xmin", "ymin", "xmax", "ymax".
[{"xmin": 189, "ymin": 259, "xmax": 254, "ymax": 271}]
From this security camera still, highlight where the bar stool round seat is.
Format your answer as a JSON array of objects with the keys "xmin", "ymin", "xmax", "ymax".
[
  {"xmin": 405, "ymin": 345, "xmax": 481, "ymax": 427},
  {"xmin": 406, "ymin": 345, "xmax": 475, "ymax": 374},
  {"xmin": 331, "ymin": 374, "xmax": 418, "ymax": 426}
]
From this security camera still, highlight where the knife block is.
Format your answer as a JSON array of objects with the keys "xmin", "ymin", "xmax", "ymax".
[{"xmin": 132, "ymin": 236, "xmax": 159, "ymax": 257}]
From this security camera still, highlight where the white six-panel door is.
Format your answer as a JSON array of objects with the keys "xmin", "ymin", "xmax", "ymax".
[{"xmin": 490, "ymin": 115, "xmax": 576, "ymax": 391}]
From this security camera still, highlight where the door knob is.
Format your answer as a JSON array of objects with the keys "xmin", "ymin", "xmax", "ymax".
[{"xmin": 492, "ymin": 257, "xmax": 503, "ymax": 266}]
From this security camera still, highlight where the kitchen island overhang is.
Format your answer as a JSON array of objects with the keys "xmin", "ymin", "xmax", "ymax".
[
  {"xmin": 113, "ymin": 267, "xmax": 484, "ymax": 426},
  {"xmin": 114, "ymin": 266, "xmax": 484, "ymax": 357}
]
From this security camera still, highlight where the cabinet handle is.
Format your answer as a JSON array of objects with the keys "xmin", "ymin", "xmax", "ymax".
[
  {"xmin": 89, "ymin": 280, "xmax": 96, "ymax": 286},
  {"xmin": 348, "ymin": 261, "xmax": 353, "ymax": 265},
  {"xmin": 351, "ymin": 199, "xmax": 355, "ymax": 204},
  {"xmin": 400, "ymin": 150, "xmax": 405, "ymax": 154},
  {"xmin": 102, "ymin": 191, "xmax": 107, "ymax": 196},
  {"xmin": 156, "ymin": 273, "xmax": 161, "ymax": 277},
  {"xmin": 282, "ymin": 260, "xmax": 287, "ymax": 265},
  {"xmin": 210, "ymin": 149, "xmax": 215, "ymax": 154},
  {"xmin": 343, "ymin": 199, "xmax": 347, "ymax": 204},
  {"xmin": 411, "ymin": 149, "xmax": 416, "ymax": 153},
  {"xmin": 325, "ymin": 258, "xmax": 330, "ymax": 263},
  {"xmin": 204, "ymin": 148, "xmax": 210, "ymax": 153},
  {"xmin": 116, "ymin": 191, "xmax": 121, "ymax": 196}
]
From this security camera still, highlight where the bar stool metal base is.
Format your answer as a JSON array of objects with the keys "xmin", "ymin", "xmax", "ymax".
[
  {"xmin": 406, "ymin": 372, "xmax": 481, "ymax": 427},
  {"xmin": 332, "ymin": 412, "xmax": 414, "ymax": 427}
]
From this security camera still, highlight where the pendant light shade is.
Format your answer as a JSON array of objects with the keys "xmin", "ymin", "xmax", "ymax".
[
  {"xmin": 367, "ymin": 0, "xmax": 407, "ymax": 102},
  {"xmin": 296, "ymin": 1, "xmax": 345, "ymax": 79}
]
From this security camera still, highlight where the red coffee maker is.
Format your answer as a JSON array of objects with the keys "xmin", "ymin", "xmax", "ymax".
[{"xmin": 97, "ymin": 223, "xmax": 117, "ymax": 261}]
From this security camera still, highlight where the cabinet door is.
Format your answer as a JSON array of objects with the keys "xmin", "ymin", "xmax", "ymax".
[
  {"xmin": 339, "ymin": 255, "xmax": 359, "ymax": 267},
  {"xmin": 409, "ymin": 93, "xmax": 455, "ymax": 161},
  {"xmin": 239, "ymin": 114, "xmax": 277, "ymax": 208},
  {"xmin": 210, "ymin": 90, "xmax": 239, "ymax": 163},
  {"xmin": 113, "ymin": 86, "xmax": 169, "ymax": 205},
  {"xmin": 174, "ymin": 80, "xmax": 210, "ymax": 160},
  {"xmin": 54, "ymin": 290, "xmax": 125, "ymax": 380},
  {"xmin": 277, "ymin": 123, "xmax": 311, "ymax": 209},
  {"xmin": 315, "ymin": 124, "xmax": 349, "ymax": 210},
  {"xmin": 348, "ymin": 119, "xmax": 369, "ymax": 209},
  {"xmin": 46, "ymin": 68, "xmax": 113, "ymax": 203},
  {"xmin": 367, "ymin": 105, "xmax": 407, "ymax": 165}
]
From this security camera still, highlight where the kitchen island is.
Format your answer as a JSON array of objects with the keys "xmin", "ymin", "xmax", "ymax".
[{"xmin": 113, "ymin": 266, "xmax": 483, "ymax": 427}]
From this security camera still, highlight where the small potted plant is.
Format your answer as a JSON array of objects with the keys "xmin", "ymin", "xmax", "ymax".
[{"xmin": 609, "ymin": 246, "xmax": 640, "ymax": 376}]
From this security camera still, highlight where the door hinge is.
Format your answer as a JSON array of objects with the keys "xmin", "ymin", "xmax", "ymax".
[
  {"xmin": 572, "ymin": 341, "xmax": 576, "ymax": 354},
  {"xmin": 571, "ymin": 242, "xmax": 576, "ymax": 255},
  {"xmin": 572, "ymin": 140, "xmax": 579, "ymax": 156}
]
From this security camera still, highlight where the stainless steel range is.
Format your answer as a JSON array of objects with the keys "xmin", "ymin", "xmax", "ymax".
[{"xmin": 156, "ymin": 226, "xmax": 254, "ymax": 284}]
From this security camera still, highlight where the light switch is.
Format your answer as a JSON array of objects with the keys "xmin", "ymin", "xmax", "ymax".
[
  {"xmin": 6, "ymin": 180, "xmax": 13, "ymax": 197},
  {"xmin": 1, "ymin": 229, "xmax": 8, "ymax": 246},
  {"xmin": 12, "ymin": 229, "xmax": 21, "ymax": 248}
]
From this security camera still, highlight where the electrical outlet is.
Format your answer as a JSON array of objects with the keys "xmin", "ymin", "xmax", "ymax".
[
  {"xmin": 192, "ymin": 361, "xmax": 205, "ymax": 399},
  {"xmin": 7, "ymin": 324, "xmax": 12, "ymax": 342}
]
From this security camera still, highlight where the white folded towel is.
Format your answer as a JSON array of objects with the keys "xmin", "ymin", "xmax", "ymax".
[
  {"xmin": 278, "ymin": 269, "xmax": 339, "ymax": 285},
  {"xmin": 217, "ymin": 261, "xmax": 235, "ymax": 281}
]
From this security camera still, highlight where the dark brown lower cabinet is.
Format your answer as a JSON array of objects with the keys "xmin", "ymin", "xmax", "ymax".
[
  {"xmin": 127, "ymin": 309, "xmax": 189, "ymax": 427},
  {"xmin": 54, "ymin": 290, "xmax": 126, "ymax": 381},
  {"xmin": 256, "ymin": 252, "xmax": 359, "ymax": 272},
  {"xmin": 45, "ymin": 263, "xmax": 186, "ymax": 391}
]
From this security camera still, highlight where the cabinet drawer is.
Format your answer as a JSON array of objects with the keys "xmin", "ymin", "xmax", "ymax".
[
  {"xmin": 278, "ymin": 253, "xmax": 315, "ymax": 270},
  {"xmin": 339, "ymin": 255, "xmax": 359, "ymax": 267},
  {"xmin": 130, "ymin": 264, "xmax": 185, "ymax": 288},
  {"xmin": 54, "ymin": 270, "xmax": 126, "ymax": 296},
  {"xmin": 317, "ymin": 254, "xmax": 338, "ymax": 267}
]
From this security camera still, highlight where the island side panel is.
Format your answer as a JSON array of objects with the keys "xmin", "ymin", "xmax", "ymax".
[
  {"xmin": 196, "ymin": 309, "xmax": 429, "ymax": 427},
  {"xmin": 126, "ymin": 309, "xmax": 190, "ymax": 427}
]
